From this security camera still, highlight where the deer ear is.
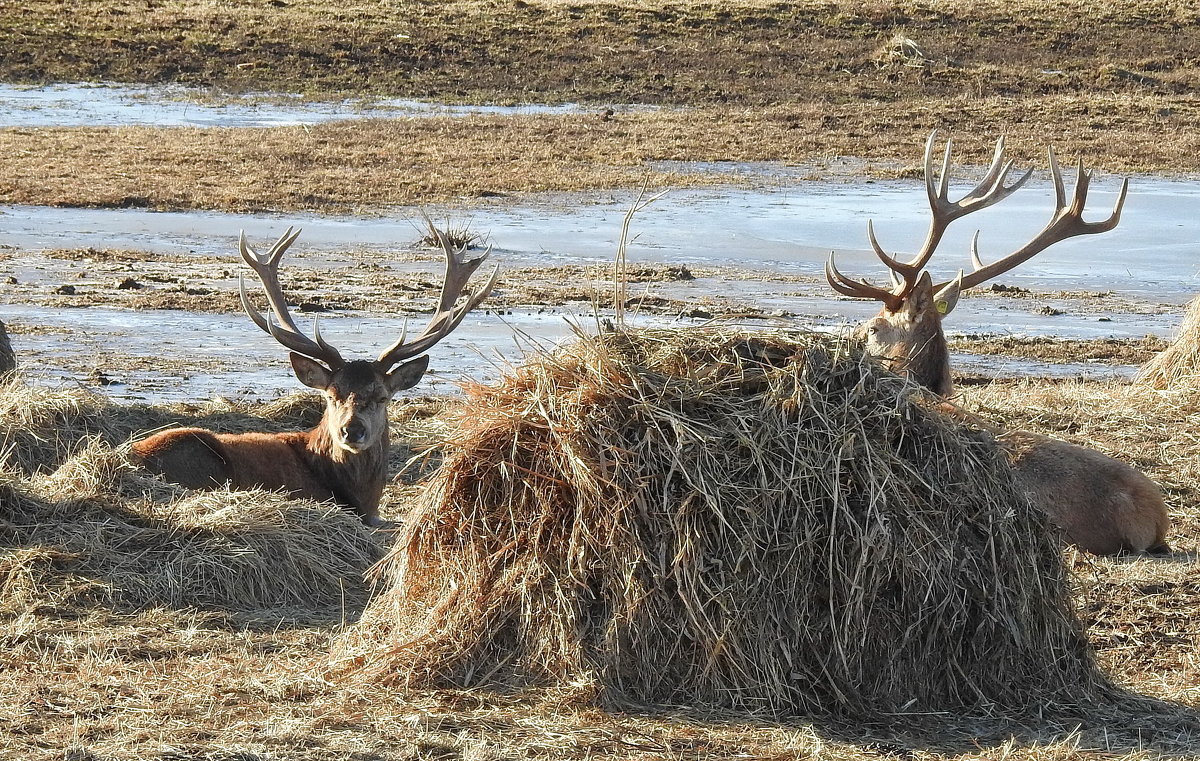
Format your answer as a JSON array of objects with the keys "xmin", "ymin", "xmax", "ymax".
[
  {"xmin": 933, "ymin": 272, "xmax": 963, "ymax": 317},
  {"xmin": 289, "ymin": 353, "xmax": 333, "ymax": 390},
  {"xmin": 385, "ymin": 355, "xmax": 431, "ymax": 394},
  {"xmin": 906, "ymin": 272, "xmax": 935, "ymax": 314}
]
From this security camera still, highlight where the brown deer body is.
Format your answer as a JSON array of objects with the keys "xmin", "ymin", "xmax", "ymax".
[
  {"xmin": 828, "ymin": 131, "xmax": 1170, "ymax": 555},
  {"xmin": 132, "ymin": 225, "xmax": 497, "ymax": 526}
]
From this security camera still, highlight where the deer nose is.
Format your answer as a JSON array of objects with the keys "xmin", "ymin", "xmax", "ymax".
[{"xmin": 341, "ymin": 422, "xmax": 367, "ymax": 444}]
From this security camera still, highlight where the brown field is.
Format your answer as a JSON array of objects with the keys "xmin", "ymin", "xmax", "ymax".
[
  {"xmin": 2, "ymin": 95, "xmax": 1199, "ymax": 212},
  {"xmin": 3, "ymin": 1, "xmax": 1200, "ymax": 759},
  {"xmin": 2, "ymin": 0, "xmax": 1200, "ymax": 212}
]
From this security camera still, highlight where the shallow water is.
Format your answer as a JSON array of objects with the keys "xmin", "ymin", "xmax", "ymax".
[
  {"xmin": 0, "ymin": 83, "xmax": 630, "ymax": 128},
  {"xmin": 1, "ymin": 174, "xmax": 1194, "ymax": 401},
  {"xmin": 1, "ymin": 304, "xmax": 584, "ymax": 401},
  {"xmin": 1, "ymin": 301, "xmax": 1127, "ymax": 404},
  {"xmin": 0, "ymin": 174, "xmax": 1185, "ymax": 292}
]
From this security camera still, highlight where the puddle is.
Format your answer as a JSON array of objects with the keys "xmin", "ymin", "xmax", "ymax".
[
  {"xmin": 0, "ymin": 83, "xmax": 643, "ymax": 128},
  {"xmin": 1, "ymin": 301, "xmax": 1128, "ymax": 404},
  {"xmin": 952, "ymin": 352, "xmax": 1136, "ymax": 382},
  {"xmin": 1, "ymin": 175, "xmax": 1190, "ymax": 293},
  {"xmin": 1, "ymin": 175, "xmax": 1195, "ymax": 401}
]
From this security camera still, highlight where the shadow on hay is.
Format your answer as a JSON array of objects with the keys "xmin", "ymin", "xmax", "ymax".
[
  {"xmin": 0, "ymin": 383, "xmax": 399, "ymax": 624},
  {"xmin": 335, "ymin": 327, "xmax": 1200, "ymax": 750}
]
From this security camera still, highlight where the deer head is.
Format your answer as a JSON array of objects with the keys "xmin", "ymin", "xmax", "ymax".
[
  {"xmin": 828, "ymin": 130, "xmax": 1128, "ymax": 394},
  {"xmin": 239, "ymin": 222, "xmax": 499, "ymax": 455}
]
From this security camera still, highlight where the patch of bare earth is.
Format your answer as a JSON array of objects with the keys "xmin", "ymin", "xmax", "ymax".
[{"xmin": 2, "ymin": 1, "xmax": 1199, "ymax": 103}]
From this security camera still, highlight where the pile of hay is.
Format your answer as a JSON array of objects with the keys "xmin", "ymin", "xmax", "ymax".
[
  {"xmin": 0, "ymin": 383, "xmax": 382, "ymax": 618},
  {"xmin": 337, "ymin": 328, "xmax": 1105, "ymax": 718},
  {"xmin": 1137, "ymin": 295, "xmax": 1200, "ymax": 389}
]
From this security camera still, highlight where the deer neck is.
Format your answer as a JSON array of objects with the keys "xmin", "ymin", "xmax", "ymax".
[
  {"xmin": 903, "ymin": 321, "xmax": 954, "ymax": 397},
  {"xmin": 303, "ymin": 417, "xmax": 388, "ymax": 521}
]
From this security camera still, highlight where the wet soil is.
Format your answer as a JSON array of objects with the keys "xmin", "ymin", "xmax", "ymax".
[{"xmin": 3, "ymin": 97, "xmax": 1200, "ymax": 213}]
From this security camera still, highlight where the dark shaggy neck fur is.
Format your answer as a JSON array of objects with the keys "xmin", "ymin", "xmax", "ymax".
[
  {"xmin": 903, "ymin": 322, "xmax": 953, "ymax": 397},
  {"xmin": 301, "ymin": 419, "xmax": 388, "ymax": 524}
]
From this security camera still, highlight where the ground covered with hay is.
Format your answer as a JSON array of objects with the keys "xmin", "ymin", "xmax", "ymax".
[{"xmin": 2, "ymin": 330, "xmax": 1200, "ymax": 759}]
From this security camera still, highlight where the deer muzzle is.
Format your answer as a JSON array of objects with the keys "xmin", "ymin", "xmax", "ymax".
[{"xmin": 340, "ymin": 420, "xmax": 369, "ymax": 449}]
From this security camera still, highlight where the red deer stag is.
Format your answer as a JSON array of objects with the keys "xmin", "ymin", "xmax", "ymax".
[
  {"xmin": 826, "ymin": 130, "xmax": 1170, "ymax": 555},
  {"xmin": 132, "ymin": 224, "xmax": 498, "ymax": 526}
]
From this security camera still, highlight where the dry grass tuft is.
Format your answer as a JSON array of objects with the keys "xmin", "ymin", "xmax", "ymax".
[
  {"xmin": 0, "ymin": 384, "xmax": 384, "ymax": 619},
  {"xmin": 336, "ymin": 327, "xmax": 1103, "ymax": 719},
  {"xmin": 1136, "ymin": 296, "xmax": 1200, "ymax": 389}
]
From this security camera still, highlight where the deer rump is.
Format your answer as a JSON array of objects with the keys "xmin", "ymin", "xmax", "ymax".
[
  {"xmin": 1003, "ymin": 432, "xmax": 1170, "ymax": 555},
  {"xmin": 829, "ymin": 130, "xmax": 1170, "ymax": 556}
]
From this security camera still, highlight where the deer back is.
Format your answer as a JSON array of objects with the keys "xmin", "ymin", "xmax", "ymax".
[{"xmin": 131, "ymin": 428, "xmax": 340, "ymax": 504}]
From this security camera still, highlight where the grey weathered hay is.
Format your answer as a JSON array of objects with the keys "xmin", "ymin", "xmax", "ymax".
[
  {"xmin": 337, "ymin": 328, "xmax": 1105, "ymax": 718},
  {"xmin": 0, "ymin": 385, "xmax": 382, "ymax": 618},
  {"xmin": 1137, "ymin": 295, "xmax": 1200, "ymax": 389}
]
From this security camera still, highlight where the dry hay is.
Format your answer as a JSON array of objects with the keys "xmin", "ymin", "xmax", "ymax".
[
  {"xmin": 337, "ymin": 327, "xmax": 1105, "ymax": 719},
  {"xmin": 1136, "ymin": 295, "xmax": 1200, "ymax": 389},
  {"xmin": 0, "ymin": 383, "xmax": 383, "ymax": 619}
]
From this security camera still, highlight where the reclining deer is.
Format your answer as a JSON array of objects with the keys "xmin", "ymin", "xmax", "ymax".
[
  {"xmin": 132, "ymin": 224, "xmax": 498, "ymax": 526},
  {"xmin": 826, "ymin": 130, "xmax": 1170, "ymax": 555}
]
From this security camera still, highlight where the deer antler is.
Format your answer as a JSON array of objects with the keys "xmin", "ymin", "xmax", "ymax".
[
  {"xmin": 826, "ymin": 129, "xmax": 1033, "ymax": 307},
  {"xmin": 375, "ymin": 219, "xmax": 499, "ymax": 370},
  {"xmin": 238, "ymin": 227, "xmax": 345, "ymax": 368},
  {"xmin": 936, "ymin": 147, "xmax": 1129, "ymax": 291},
  {"xmin": 825, "ymin": 253, "xmax": 906, "ymax": 311}
]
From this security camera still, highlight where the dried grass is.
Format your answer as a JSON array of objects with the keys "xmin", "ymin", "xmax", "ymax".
[
  {"xmin": 0, "ymin": 383, "xmax": 383, "ymax": 618},
  {"xmin": 1136, "ymin": 295, "xmax": 1200, "ymax": 389},
  {"xmin": 337, "ymin": 327, "xmax": 1103, "ymax": 719}
]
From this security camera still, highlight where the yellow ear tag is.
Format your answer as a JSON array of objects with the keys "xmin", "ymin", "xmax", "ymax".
[{"xmin": 935, "ymin": 300, "xmax": 949, "ymax": 315}]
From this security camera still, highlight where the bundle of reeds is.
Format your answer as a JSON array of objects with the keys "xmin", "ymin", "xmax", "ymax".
[
  {"xmin": 0, "ymin": 384, "xmax": 381, "ymax": 618},
  {"xmin": 337, "ymin": 327, "xmax": 1105, "ymax": 718},
  {"xmin": 1137, "ymin": 295, "xmax": 1200, "ymax": 389}
]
